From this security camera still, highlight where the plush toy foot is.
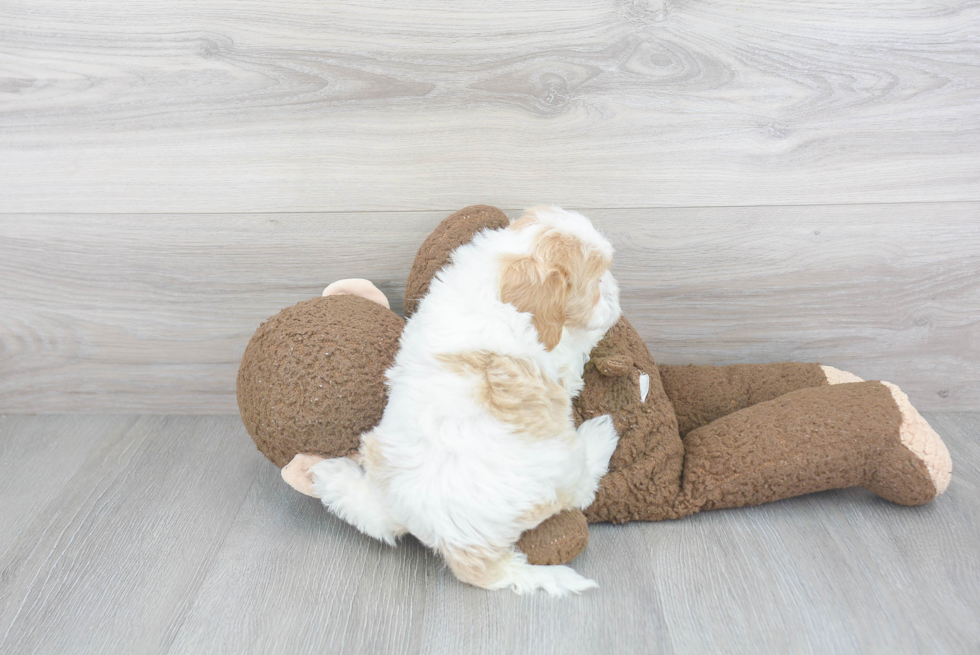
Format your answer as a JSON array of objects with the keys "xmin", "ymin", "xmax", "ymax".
[
  {"xmin": 823, "ymin": 368, "xmax": 953, "ymax": 503},
  {"xmin": 323, "ymin": 278, "xmax": 390, "ymax": 308},
  {"xmin": 282, "ymin": 453, "xmax": 327, "ymax": 497},
  {"xmin": 820, "ymin": 366, "xmax": 953, "ymax": 505},
  {"xmin": 864, "ymin": 381, "xmax": 953, "ymax": 504},
  {"xmin": 675, "ymin": 380, "xmax": 953, "ymax": 517}
]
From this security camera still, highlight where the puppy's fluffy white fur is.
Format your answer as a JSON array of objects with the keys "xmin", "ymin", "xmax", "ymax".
[{"xmin": 310, "ymin": 206, "xmax": 622, "ymax": 595}]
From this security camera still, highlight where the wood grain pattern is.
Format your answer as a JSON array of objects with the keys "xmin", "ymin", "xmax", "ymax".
[
  {"xmin": 0, "ymin": 415, "xmax": 265, "ymax": 654},
  {"xmin": 167, "ymin": 463, "xmax": 431, "ymax": 655},
  {"xmin": 2, "ymin": 203, "xmax": 977, "ymax": 413},
  {"xmin": 609, "ymin": 203, "xmax": 980, "ymax": 412},
  {"xmin": 0, "ymin": 415, "xmax": 136, "ymax": 556},
  {"xmin": 0, "ymin": 413, "xmax": 976, "ymax": 654},
  {"xmin": 1, "ymin": 0, "xmax": 978, "ymax": 212}
]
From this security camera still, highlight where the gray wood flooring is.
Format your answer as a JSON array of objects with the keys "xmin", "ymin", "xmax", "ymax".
[{"xmin": 0, "ymin": 413, "xmax": 977, "ymax": 654}]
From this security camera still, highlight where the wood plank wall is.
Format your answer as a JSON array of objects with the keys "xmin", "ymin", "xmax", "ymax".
[{"xmin": 1, "ymin": 0, "xmax": 978, "ymax": 412}]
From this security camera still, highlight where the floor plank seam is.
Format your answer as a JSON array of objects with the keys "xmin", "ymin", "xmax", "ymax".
[{"xmin": 158, "ymin": 451, "xmax": 265, "ymax": 655}]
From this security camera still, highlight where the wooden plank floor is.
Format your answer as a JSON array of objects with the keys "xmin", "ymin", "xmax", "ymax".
[{"xmin": 1, "ymin": 413, "xmax": 977, "ymax": 654}]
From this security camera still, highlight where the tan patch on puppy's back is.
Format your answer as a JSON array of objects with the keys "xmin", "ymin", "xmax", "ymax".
[
  {"xmin": 437, "ymin": 351, "xmax": 572, "ymax": 440},
  {"xmin": 509, "ymin": 206, "xmax": 557, "ymax": 232}
]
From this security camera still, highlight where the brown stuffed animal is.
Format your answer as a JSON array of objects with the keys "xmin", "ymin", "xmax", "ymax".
[
  {"xmin": 238, "ymin": 208, "xmax": 590, "ymax": 564},
  {"xmin": 238, "ymin": 205, "xmax": 953, "ymax": 567},
  {"xmin": 237, "ymin": 289, "xmax": 404, "ymax": 469}
]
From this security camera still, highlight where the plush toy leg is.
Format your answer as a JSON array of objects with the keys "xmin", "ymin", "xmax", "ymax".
[
  {"xmin": 673, "ymin": 380, "xmax": 952, "ymax": 516},
  {"xmin": 659, "ymin": 362, "xmax": 850, "ymax": 437},
  {"xmin": 517, "ymin": 510, "xmax": 590, "ymax": 565}
]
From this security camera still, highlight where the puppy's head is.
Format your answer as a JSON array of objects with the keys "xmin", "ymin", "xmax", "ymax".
[{"xmin": 499, "ymin": 207, "xmax": 621, "ymax": 351}]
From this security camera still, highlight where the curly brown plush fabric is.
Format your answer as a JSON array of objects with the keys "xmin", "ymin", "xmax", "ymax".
[
  {"xmin": 675, "ymin": 380, "xmax": 937, "ymax": 513},
  {"xmin": 517, "ymin": 510, "xmax": 589, "ymax": 565},
  {"xmin": 659, "ymin": 362, "xmax": 829, "ymax": 437},
  {"xmin": 237, "ymin": 295, "xmax": 405, "ymax": 467},
  {"xmin": 403, "ymin": 205, "xmax": 509, "ymax": 317},
  {"xmin": 574, "ymin": 317, "xmax": 685, "ymax": 524}
]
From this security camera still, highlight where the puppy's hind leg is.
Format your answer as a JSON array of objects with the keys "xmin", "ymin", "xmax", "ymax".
[
  {"xmin": 571, "ymin": 414, "xmax": 620, "ymax": 509},
  {"xmin": 441, "ymin": 545, "xmax": 598, "ymax": 596},
  {"xmin": 309, "ymin": 457, "xmax": 405, "ymax": 546}
]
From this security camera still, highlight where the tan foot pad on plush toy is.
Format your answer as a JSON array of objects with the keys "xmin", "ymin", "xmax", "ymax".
[
  {"xmin": 881, "ymin": 381, "xmax": 952, "ymax": 496},
  {"xmin": 821, "ymin": 365, "xmax": 865, "ymax": 385}
]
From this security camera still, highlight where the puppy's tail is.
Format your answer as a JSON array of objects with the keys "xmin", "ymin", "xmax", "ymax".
[{"xmin": 441, "ymin": 545, "xmax": 598, "ymax": 596}]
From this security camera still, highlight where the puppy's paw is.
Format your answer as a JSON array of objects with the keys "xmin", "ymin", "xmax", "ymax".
[
  {"xmin": 282, "ymin": 453, "xmax": 327, "ymax": 497},
  {"xmin": 309, "ymin": 457, "xmax": 365, "ymax": 504},
  {"xmin": 571, "ymin": 415, "xmax": 620, "ymax": 509},
  {"xmin": 308, "ymin": 457, "xmax": 404, "ymax": 545},
  {"xmin": 522, "ymin": 565, "xmax": 599, "ymax": 597},
  {"xmin": 578, "ymin": 414, "xmax": 620, "ymax": 477}
]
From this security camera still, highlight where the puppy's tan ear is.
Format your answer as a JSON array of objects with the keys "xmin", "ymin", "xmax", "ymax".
[{"xmin": 499, "ymin": 255, "xmax": 568, "ymax": 351}]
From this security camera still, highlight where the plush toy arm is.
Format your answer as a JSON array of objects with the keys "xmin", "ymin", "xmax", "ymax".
[{"xmin": 658, "ymin": 362, "xmax": 837, "ymax": 437}]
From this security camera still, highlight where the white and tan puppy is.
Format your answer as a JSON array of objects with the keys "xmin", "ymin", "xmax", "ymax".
[{"xmin": 302, "ymin": 206, "xmax": 622, "ymax": 595}]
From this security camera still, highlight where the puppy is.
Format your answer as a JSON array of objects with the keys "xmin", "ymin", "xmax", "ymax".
[{"xmin": 306, "ymin": 206, "xmax": 622, "ymax": 595}]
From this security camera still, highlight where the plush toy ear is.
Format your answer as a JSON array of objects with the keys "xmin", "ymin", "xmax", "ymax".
[
  {"xmin": 594, "ymin": 353, "xmax": 633, "ymax": 377},
  {"xmin": 499, "ymin": 255, "xmax": 568, "ymax": 351},
  {"xmin": 323, "ymin": 278, "xmax": 390, "ymax": 309}
]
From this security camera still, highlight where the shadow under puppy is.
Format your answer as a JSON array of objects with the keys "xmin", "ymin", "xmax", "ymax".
[{"xmin": 293, "ymin": 206, "xmax": 623, "ymax": 595}]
